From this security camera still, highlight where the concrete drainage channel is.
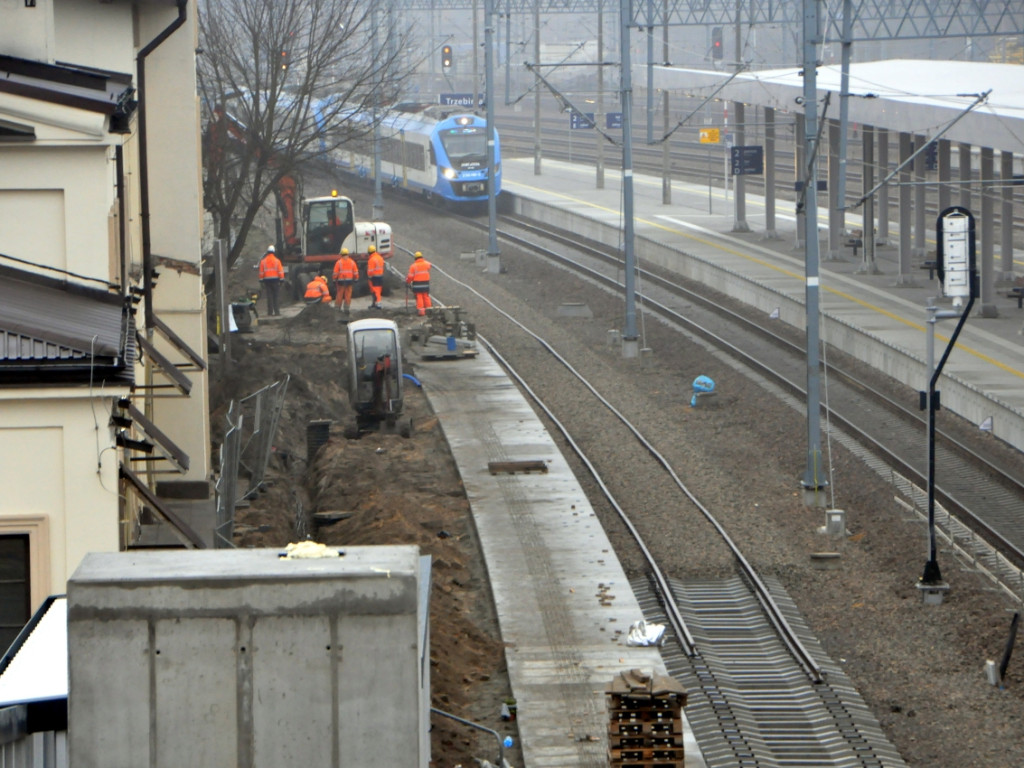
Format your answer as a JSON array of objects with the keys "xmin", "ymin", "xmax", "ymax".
[{"xmin": 632, "ymin": 575, "xmax": 909, "ymax": 768}]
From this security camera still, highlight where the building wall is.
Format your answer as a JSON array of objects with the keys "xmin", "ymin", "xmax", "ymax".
[
  {"xmin": 0, "ymin": 0, "xmax": 212, "ymax": 617},
  {"xmin": 0, "ymin": 0, "xmax": 55, "ymax": 62},
  {"xmin": 0, "ymin": 390, "xmax": 124, "ymax": 611},
  {"xmin": 0, "ymin": 145, "xmax": 116, "ymax": 281},
  {"xmin": 53, "ymin": 0, "xmax": 134, "ymax": 71},
  {"xmin": 137, "ymin": 0, "xmax": 212, "ymax": 484}
]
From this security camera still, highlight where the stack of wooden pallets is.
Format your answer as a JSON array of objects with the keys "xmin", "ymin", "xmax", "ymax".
[{"xmin": 606, "ymin": 669, "xmax": 688, "ymax": 768}]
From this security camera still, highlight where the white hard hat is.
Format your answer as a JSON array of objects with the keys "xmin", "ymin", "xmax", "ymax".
[{"xmin": 267, "ymin": 245, "xmax": 276, "ymax": 253}]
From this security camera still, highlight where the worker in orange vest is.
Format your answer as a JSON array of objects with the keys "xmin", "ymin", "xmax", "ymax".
[
  {"xmin": 405, "ymin": 251, "xmax": 433, "ymax": 316},
  {"xmin": 303, "ymin": 274, "xmax": 331, "ymax": 304},
  {"xmin": 332, "ymin": 248, "xmax": 359, "ymax": 315},
  {"xmin": 366, "ymin": 245, "xmax": 385, "ymax": 309},
  {"xmin": 258, "ymin": 245, "xmax": 284, "ymax": 316}
]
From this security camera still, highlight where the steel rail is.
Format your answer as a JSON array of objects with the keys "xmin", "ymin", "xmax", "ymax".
[
  {"xmin": 430, "ymin": 260, "xmax": 825, "ymax": 684},
  {"xmin": 492, "ymin": 214, "xmax": 1024, "ymax": 569}
]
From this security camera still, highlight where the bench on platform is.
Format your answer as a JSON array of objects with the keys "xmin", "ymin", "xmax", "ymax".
[
  {"xmin": 920, "ymin": 260, "xmax": 938, "ymax": 280},
  {"xmin": 1008, "ymin": 286, "xmax": 1024, "ymax": 309}
]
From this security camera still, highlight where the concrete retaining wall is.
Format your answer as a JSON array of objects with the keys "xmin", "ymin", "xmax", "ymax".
[{"xmin": 67, "ymin": 548, "xmax": 428, "ymax": 768}]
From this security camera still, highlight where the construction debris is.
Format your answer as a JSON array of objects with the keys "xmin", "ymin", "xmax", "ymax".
[{"xmin": 406, "ymin": 306, "xmax": 478, "ymax": 359}]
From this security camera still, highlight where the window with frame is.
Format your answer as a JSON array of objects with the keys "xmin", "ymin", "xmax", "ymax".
[{"xmin": 0, "ymin": 534, "xmax": 31, "ymax": 653}]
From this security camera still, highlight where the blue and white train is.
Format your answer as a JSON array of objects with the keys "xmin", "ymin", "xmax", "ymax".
[{"xmin": 333, "ymin": 105, "xmax": 501, "ymax": 206}]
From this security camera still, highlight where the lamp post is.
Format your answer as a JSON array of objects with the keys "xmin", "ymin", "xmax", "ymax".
[{"xmin": 918, "ymin": 206, "xmax": 977, "ymax": 604}]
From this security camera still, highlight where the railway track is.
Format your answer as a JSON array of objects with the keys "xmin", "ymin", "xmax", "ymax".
[
  {"xmin": 423, "ymin": 254, "xmax": 912, "ymax": 767},
  {"xmin": 485, "ymin": 213, "xmax": 1024, "ymax": 578},
  {"xmin": 364, "ymin": 167, "xmax": 1024, "ymax": 765}
]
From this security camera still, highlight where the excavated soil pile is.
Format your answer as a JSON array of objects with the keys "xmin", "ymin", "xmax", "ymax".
[{"xmin": 209, "ymin": 302, "xmax": 518, "ymax": 767}]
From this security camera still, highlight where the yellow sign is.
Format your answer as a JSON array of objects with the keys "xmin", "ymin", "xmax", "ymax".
[{"xmin": 699, "ymin": 128, "xmax": 720, "ymax": 144}]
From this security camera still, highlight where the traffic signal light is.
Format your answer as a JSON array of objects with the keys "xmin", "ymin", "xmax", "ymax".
[
  {"xmin": 711, "ymin": 27, "xmax": 723, "ymax": 59},
  {"xmin": 441, "ymin": 45, "xmax": 453, "ymax": 69}
]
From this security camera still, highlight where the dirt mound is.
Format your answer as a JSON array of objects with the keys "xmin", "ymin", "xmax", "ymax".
[{"xmin": 212, "ymin": 306, "xmax": 514, "ymax": 766}]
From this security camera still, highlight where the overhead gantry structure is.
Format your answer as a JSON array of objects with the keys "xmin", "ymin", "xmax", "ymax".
[{"xmin": 394, "ymin": 0, "xmax": 1023, "ymax": 40}]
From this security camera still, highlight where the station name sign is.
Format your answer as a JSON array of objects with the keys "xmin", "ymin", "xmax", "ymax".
[{"xmin": 439, "ymin": 93, "xmax": 482, "ymax": 107}]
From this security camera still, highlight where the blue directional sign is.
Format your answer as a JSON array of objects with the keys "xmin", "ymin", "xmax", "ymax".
[
  {"xmin": 439, "ymin": 93, "xmax": 482, "ymax": 108},
  {"xmin": 730, "ymin": 145, "xmax": 764, "ymax": 176},
  {"xmin": 570, "ymin": 112, "xmax": 595, "ymax": 129},
  {"xmin": 606, "ymin": 112, "xmax": 623, "ymax": 129}
]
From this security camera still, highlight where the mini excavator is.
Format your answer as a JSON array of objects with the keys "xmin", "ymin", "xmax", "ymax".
[{"xmin": 344, "ymin": 318, "xmax": 411, "ymax": 438}]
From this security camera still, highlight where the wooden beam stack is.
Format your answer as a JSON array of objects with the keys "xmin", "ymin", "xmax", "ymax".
[{"xmin": 606, "ymin": 668, "xmax": 688, "ymax": 768}]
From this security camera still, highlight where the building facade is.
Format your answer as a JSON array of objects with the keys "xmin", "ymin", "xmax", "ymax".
[{"xmin": 0, "ymin": 0, "xmax": 211, "ymax": 649}]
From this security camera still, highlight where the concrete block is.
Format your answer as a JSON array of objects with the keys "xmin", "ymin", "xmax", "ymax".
[
  {"xmin": 67, "ymin": 547, "xmax": 428, "ymax": 768},
  {"xmin": 810, "ymin": 552, "xmax": 841, "ymax": 570}
]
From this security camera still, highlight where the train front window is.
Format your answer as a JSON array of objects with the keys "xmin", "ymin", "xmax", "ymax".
[{"xmin": 440, "ymin": 128, "xmax": 487, "ymax": 169}]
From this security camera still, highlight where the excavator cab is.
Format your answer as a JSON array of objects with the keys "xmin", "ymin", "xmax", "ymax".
[
  {"xmin": 303, "ymin": 194, "xmax": 353, "ymax": 258},
  {"xmin": 344, "ymin": 319, "xmax": 409, "ymax": 438}
]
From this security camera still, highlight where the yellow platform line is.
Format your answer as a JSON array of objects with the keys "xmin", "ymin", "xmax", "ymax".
[{"xmin": 505, "ymin": 176, "xmax": 1024, "ymax": 382}]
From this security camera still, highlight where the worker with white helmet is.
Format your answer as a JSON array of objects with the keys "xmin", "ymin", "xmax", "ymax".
[{"xmin": 258, "ymin": 244, "xmax": 284, "ymax": 316}]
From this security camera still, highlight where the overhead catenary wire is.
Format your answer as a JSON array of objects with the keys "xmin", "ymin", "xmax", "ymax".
[{"xmin": 847, "ymin": 90, "xmax": 991, "ymax": 211}]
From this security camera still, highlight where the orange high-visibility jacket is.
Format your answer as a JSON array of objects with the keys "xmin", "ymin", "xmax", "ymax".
[
  {"xmin": 259, "ymin": 253, "xmax": 284, "ymax": 280},
  {"xmin": 304, "ymin": 277, "xmax": 331, "ymax": 302},
  {"xmin": 333, "ymin": 255, "xmax": 359, "ymax": 283},
  {"xmin": 405, "ymin": 258, "xmax": 432, "ymax": 286},
  {"xmin": 366, "ymin": 252, "xmax": 385, "ymax": 278}
]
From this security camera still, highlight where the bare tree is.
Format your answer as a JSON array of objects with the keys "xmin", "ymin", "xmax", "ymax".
[{"xmin": 199, "ymin": 0, "xmax": 414, "ymax": 268}]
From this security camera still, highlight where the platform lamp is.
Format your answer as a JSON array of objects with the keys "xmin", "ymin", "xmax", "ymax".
[{"xmin": 918, "ymin": 206, "xmax": 977, "ymax": 604}]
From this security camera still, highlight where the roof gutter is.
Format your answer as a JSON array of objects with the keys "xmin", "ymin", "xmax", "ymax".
[{"xmin": 137, "ymin": 0, "xmax": 188, "ymax": 328}]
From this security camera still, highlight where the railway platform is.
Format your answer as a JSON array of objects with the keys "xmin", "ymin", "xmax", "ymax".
[
  {"xmin": 500, "ymin": 156, "xmax": 1024, "ymax": 455},
  {"xmin": 414, "ymin": 346, "xmax": 706, "ymax": 768}
]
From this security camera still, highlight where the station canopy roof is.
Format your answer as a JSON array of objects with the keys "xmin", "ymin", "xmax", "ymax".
[{"xmin": 654, "ymin": 59, "xmax": 1024, "ymax": 153}]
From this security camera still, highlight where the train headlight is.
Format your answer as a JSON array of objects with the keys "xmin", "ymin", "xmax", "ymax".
[{"xmin": 442, "ymin": 167, "xmax": 457, "ymax": 180}]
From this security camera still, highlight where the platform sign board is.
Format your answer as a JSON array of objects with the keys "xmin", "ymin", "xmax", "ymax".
[
  {"xmin": 606, "ymin": 112, "xmax": 623, "ymax": 129},
  {"xmin": 439, "ymin": 93, "xmax": 481, "ymax": 107},
  {"xmin": 794, "ymin": 180, "xmax": 828, "ymax": 192},
  {"xmin": 699, "ymin": 128, "xmax": 720, "ymax": 144},
  {"xmin": 730, "ymin": 145, "xmax": 763, "ymax": 175},
  {"xmin": 936, "ymin": 206, "xmax": 977, "ymax": 300},
  {"xmin": 570, "ymin": 112, "xmax": 596, "ymax": 129}
]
